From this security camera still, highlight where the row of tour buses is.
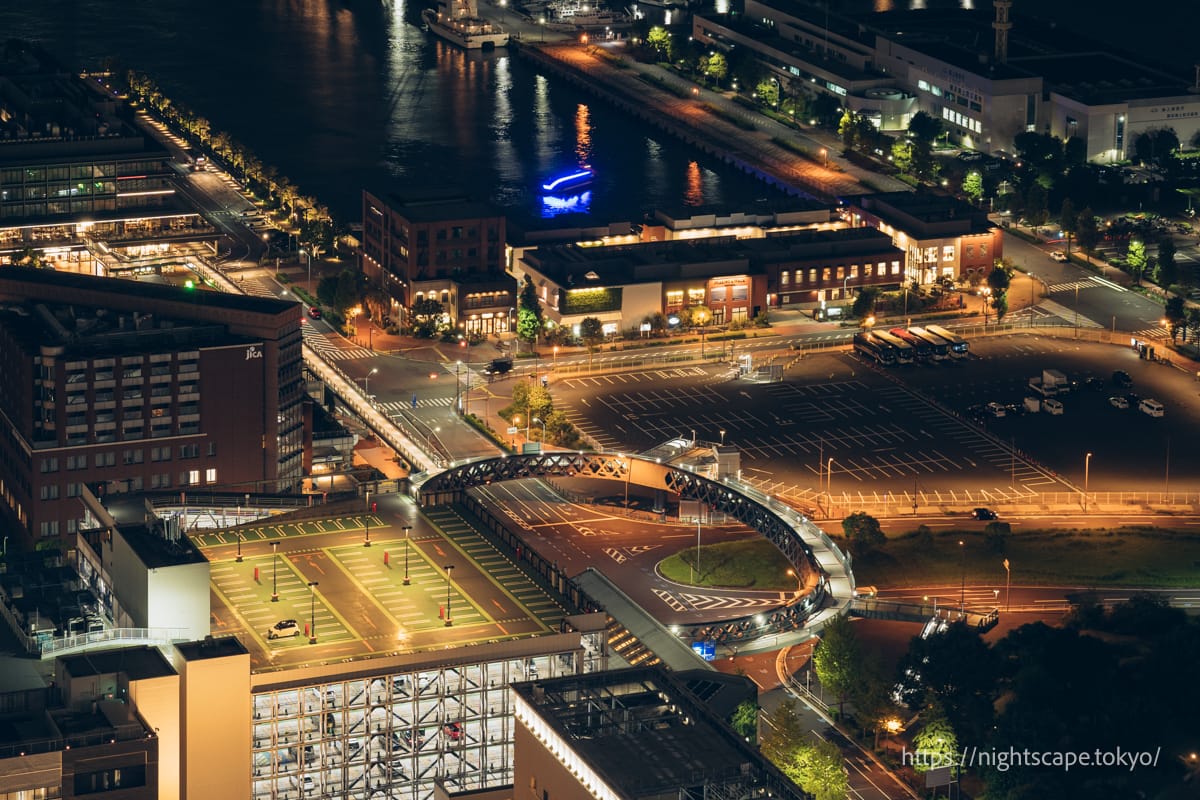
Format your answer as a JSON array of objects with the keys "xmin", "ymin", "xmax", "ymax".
[{"xmin": 853, "ymin": 325, "xmax": 968, "ymax": 366}]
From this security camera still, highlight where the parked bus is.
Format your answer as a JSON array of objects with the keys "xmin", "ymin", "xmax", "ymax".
[
  {"xmin": 889, "ymin": 327, "xmax": 933, "ymax": 362},
  {"xmin": 872, "ymin": 330, "xmax": 915, "ymax": 364},
  {"xmin": 906, "ymin": 326, "xmax": 950, "ymax": 361},
  {"xmin": 925, "ymin": 324, "xmax": 969, "ymax": 359},
  {"xmin": 853, "ymin": 332, "xmax": 897, "ymax": 366}
]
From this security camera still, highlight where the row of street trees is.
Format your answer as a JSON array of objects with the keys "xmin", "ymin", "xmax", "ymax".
[{"xmin": 123, "ymin": 71, "xmax": 338, "ymax": 259}]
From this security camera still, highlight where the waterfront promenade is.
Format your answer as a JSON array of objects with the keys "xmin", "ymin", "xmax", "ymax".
[{"xmin": 484, "ymin": 3, "xmax": 910, "ymax": 200}]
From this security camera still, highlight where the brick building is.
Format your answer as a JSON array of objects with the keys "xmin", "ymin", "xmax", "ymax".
[
  {"xmin": 360, "ymin": 190, "xmax": 513, "ymax": 336},
  {"xmin": 0, "ymin": 267, "xmax": 302, "ymax": 549}
]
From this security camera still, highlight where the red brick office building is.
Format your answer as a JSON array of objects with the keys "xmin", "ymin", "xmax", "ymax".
[{"xmin": 0, "ymin": 268, "xmax": 302, "ymax": 549}]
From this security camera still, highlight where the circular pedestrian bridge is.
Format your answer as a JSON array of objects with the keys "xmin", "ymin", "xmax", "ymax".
[{"xmin": 416, "ymin": 452, "xmax": 855, "ymax": 646}]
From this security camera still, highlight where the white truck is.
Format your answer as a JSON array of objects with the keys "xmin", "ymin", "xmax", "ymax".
[{"xmin": 1028, "ymin": 369, "xmax": 1068, "ymax": 397}]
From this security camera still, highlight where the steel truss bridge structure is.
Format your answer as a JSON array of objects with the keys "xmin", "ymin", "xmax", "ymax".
[{"xmin": 417, "ymin": 452, "xmax": 855, "ymax": 646}]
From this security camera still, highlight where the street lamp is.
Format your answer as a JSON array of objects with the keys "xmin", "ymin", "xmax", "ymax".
[
  {"xmin": 443, "ymin": 564, "xmax": 455, "ymax": 626},
  {"xmin": 308, "ymin": 581, "xmax": 319, "ymax": 643},
  {"xmin": 1084, "ymin": 451, "xmax": 1093, "ymax": 511},
  {"xmin": 719, "ymin": 429, "xmax": 726, "ymax": 446},
  {"xmin": 1003, "ymin": 558, "xmax": 1011, "ymax": 611},
  {"xmin": 363, "ymin": 367, "xmax": 378, "ymax": 396},
  {"xmin": 820, "ymin": 147, "xmax": 827, "ymax": 168},
  {"xmin": 694, "ymin": 516, "xmax": 702, "ymax": 583},
  {"xmin": 455, "ymin": 360, "xmax": 463, "ymax": 413},
  {"xmin": 533, "ymin": 416, "xmax": 546, "ymax": 449},
  {"xmin": 402, "ymin": 525, "xmax": 413, "ymax": 585},
  {"xmin": 270, "ymin": 541, "xmax": 280, "ymax": 602},
  {"xmin": 364, "ymin": 505, "xmax": 372, "ymax": 547},
  {"xmin": 619, "ymin": 454, "xmax": 632, "ymax": 509},
  {"xmin": 826, "ymin": 457, "xmax": 834, "ymax": 516},
  {"xmin": 979, "ymin": 286, "xmax": 993, "ymax": 324},
  {"xmin": 553, "ymin": 345, "xmax": 559, "ymax": 370}
]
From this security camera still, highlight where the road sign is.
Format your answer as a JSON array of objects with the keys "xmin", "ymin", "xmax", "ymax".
[
  {"xmin": 507, "ymin": 426, "xmax": 519, "ymax": 435},
  {"xmin": 691, "ymin": 641, "xmax": 716, "ymax": 661}
]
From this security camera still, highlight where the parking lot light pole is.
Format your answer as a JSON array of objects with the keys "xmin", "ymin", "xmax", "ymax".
[
  {"xmin": 271, "ymin": 541, "xmax": 280, "ymax": 602},
  {"xmin": 1084, "ymin": 452, "xmax": 1093, "ymax": 511},
  {"xmin": 308, "ymin": 581, "xmax": 319, "ymax": 643},
  {"xmin": 1004, "ymin": 558, "xmax": 1011, "ymax": 611},
  {"xmin": 443, "ymin": 564, "xmax": 455, "ymax": 626},
  {"xmin": 402, "ymin": 525, "xmax": 412, "ymax": 585},
  {"xmin": 826, "ymin": 457, "xmax": 834, "ymax": 517}
]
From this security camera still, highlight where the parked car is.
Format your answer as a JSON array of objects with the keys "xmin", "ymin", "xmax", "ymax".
[
  {"xmin": 266, "ymin": 619, "xmax": 300, "ymax": 639},
  {"xmin": 443, "ymin": 722, "xmax": 463, "ymax": 741},
  {"xmin": 972, "ymin": 508, "xmax": 998, "ymax": 520},
  {"xmin": 1085, "ymin": 377, "xmax": 1105, "ymax": 391},
  {"xmin": 1043, "ymin": 398, "xmax": 1064, "ymax": 415},
  {"xmin": 1138, "ymin": 398, "xmax": 1165, "ymax": 417},
  {"xmin": 1109, "ymin": 395, "xmax": 1130, "ymax": 409},
  {"xmin": 308, "ymin": 306, "xmax": 322, "ymax": 320},
  {"xmin": 985, "ymin": 401, "xmax": 1007, "ymax": 418},
  {"xmin": 1112, "ymin": 370, "xmax": 1133, "ymax": 387},
  {"xmin": 483, "ymin": 357, "xmax": 514, "ymax": 376}
]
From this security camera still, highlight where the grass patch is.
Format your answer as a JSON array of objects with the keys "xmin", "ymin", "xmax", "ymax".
[
  {"xmin": 658, "ymin": 538, "xmax": 795, "ymax": 589},
  {"xmin": 853, "ymin": 525, "xmax": 1200, "ymax": 588}
]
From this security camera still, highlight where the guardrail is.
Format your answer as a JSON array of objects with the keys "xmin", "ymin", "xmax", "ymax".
[{"xmin": 36, "ymin": 627, "xmax": 188, "ymax": 659}]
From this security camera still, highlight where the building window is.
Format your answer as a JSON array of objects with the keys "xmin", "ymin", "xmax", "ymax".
[
  {"xmin": 123, "ymin": 449, "xmax": 144, "ymax": 465},
  {"xmin": 850, "ymin": 264, "xmax": 859, "ymax": 278},
  {"xmin": 687, "ymin": 288, "xmax": 705, "ymax": 304},
  {"xmin": 208, "ymin": 442, "xmax": 217, "ymax": 457},
  {"xmin": 665, "ymin": 290, "xmax": 683, "ymax": 307},
  {"xmin": 710, "ymin": 286, "xmax": 727, "ymax": 302},
  {"xmin": 780, "ymin": 271, "xmax": 790, "ymax": 286},
  {"xmin": 41, "ymin": 484, "xmax": 60, "ymax": 500},
  {"xmin": 67, "ymin": 482, "xmax": 82, "ymax": 498},
  {"xmin": 980, "ymin": 243, "xmax": 988, "ymax": 257},
  {"xmin": 179, "ymin": 444, "xmax": 199, "ymax": 459},
  {"xmin": 187, "ymin": 470, "xmax": 200, "ymax": 486},
  {"xmin": 807, "ymin": 268, "xmax": 816, "ymax": 283},
  {"xmin": 943, "ymin": 246, "xmax": 956, "ymax": 262},
  {"xmin": 732, "ymin": 285, "xmax": 748, "ymax": 301},
  {"xmin": 206, "ymin": 468, "xmax": 217, "ymax": 483},
  {"xmin": 40, "ymin": 457, "xmax": 59, "ymax": 473},
  {"xmin": 39, "ymin": 521, "xmax": 59, "ymax": 537},
  {"xmin": 94, "ymin": 452, "xmax": 115, "ymax": 468},
  {"xmin": 892, "ymin": 261, "xmax": 902, "ymax": 275}
]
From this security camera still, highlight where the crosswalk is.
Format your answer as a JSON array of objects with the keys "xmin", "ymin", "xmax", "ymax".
[
  {"xmin": 1047, "ymin": 278, "xmax": 1103, "ymax": 293},
  {"xmin": 558, "ymin": 407, "xmax": 623, "ymax": 451},
  {"xmin": 1132, "ymin": 326, "xmax": 1170, "ymax": 341},
  {"xmin": 376, "ymin": 397, "xmax": 453, "ymax": 413},
  {"xmin": 302, "ymin": 327, "xmax": 376, "ymax": 361}
]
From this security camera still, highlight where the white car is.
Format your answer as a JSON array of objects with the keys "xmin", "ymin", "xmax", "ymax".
[
  {"xmin": 1109, "ymin": 395, "xmax": 1130, "ymax": 409},
  {"xmin": 1050, "ymin": 251, "xmax": 1068, "ymax": 262},
  {"xmin": 985, "ymin": 402, "xmax": 1007, "ymax": 418},
  {"xmin": 266, "ymin": 619, "xmax": 300, "ymax": 639}
]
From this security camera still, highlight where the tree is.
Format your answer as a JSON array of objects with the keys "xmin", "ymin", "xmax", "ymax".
[
  {"xmin": 700, "ymin": 51, "xmax": 727, "ymax": 85},
  {"xmin": 911, "ymin": 708, "xmax": 959, "ymax": 774},
  {"xmin": 838, "ymin": 110, "xmax": 859, "ymax": 152},
  {"xmin": 842, "ymin": 512, "xmax": 885, "ymax": 558},
  {"xmin": 729, "ymin": 700, "xmax": 758, "ymax": 743},
  {"xmin": 1059, "ymin": 198, "xmax": 1077, "ymax": 256},
  {"xmin": 333, "ymin": 269, "xmax": 358, "ymax": 313},
  {"xmin": 1165, "ymin": 295, "xmax": 1186, "ymax": 342},
  {"xmin": 910, "ymin": 139, "xmax": 937, "ymax": 181},
  {"xmin": 962, "ymin": 170, "xmax": 983, "ymax": 202},
  {"xmin": 1156, "ymin": 236, "xmax": 1177, "ymax": 288},
  {"xmin": 9, "ymin": 246, "xmax": 45, "ymax": 269},
  {"xmin": 755, "ymin": 79, "xmax": 779, "ymax": 108},
  {"xmin": 1188, "ymin": 307, "xmax": 1200, "ymax": 344},
  {"xmin": 890, "ymin": 139, "xmax": 913, "ymax": 173},
  {"xmin": 987, "ymin": 264, "xmax": 1012, "ymax": 321},
  {"xmin": 781, "ymin": 739, "xmax": 849, "ymax": 800},
  {"xmin": 646, "ymin": 26, "xmax": 671, "ymax": 61},
  {"xmin": 761, "ymin": 699, "xmax": 806, "ymax": 765},
  {"xmin": 1024, "ymin": 183, "xmax": 1049, "ymax": 230},
  {"xmin": 812, "ymin": 615, "xmax": 862, "ymax": 715},
  {"xmin": 579, "ymin": 316, "xmax": 604, "ymax": 370},
  {"xmin": 1075, "ymin": 208, "xmax": 1100, "ymax": 262},
  {"xmin": 897, "ymin": 622, "xmax": 999, "ymax": 744},
  {"xmin": 1126, "ymin": 239, "xmax": 1148, "ymax": 286},
  {"xmin": 851, "ymin": 287, "xmax": 877, "ymax": 319},
  {"xmin": 1064, "ymin": 136, "xmax": 1087, "ymax": 166},
  {"xmin": 517, "ymin": 274, "xmax": 544, "ymax": 353},
  {"xmin": 907, "ymin": 110, "xmax": 943, "ymax": 144},
  {"xmin": 410, "ymin": 297, "xmax": 445, "ymax": 338}
]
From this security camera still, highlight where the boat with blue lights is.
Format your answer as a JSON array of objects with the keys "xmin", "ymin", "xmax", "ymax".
[{"xmin": 541, "ymin": 166, "xmax": 595, "ymax": 194}]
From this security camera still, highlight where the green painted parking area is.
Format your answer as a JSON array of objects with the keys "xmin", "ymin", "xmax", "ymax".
[
  {"xmin": 210, "ymin": 553, "xmax": 358, "ymax": 649},
  {"xmin": 329, "ymin": 541, "xmax": 488, "ymax": 634},
  {"xmin": 191, "ymin": 515, "xmax": 383, "ymax": 549}
]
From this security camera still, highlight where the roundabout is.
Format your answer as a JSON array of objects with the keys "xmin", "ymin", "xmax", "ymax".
[{"xmin": 415, "ymin": 450, "xmax": 856, "ymax": 649}]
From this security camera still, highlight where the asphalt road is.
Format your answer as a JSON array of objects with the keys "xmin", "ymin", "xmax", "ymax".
[{"xmin": 468, "ymin": 479, "xmax": 801, "ymax": 626}]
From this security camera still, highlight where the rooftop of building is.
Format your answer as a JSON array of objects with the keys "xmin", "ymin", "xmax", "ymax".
[
  {"xmin": 0, "ymin": 265, "xmax": 294, "ymax": 317},
  {"xmin": 852, "ymin": 191, "xmax": 995, "ymax": 228},
  {"xmin": 864, "ymin": 7, "xmax": 1193, "ymax": 99},
  {"xmin": 513, "ymin": 666, "xmax": 805, "ymax": 800},
  {"xmin": 60, "ymin": 646, "xmax": 176, "ymax": 681},
  {"xmin": 698, "ymin": 13, "xmax": 881, "ymax": 83},
  {"xmin": 0, "ymin": 300, "xmax": 261, "ymax": 357},
  {"xmin": 0, "ymin": 41, "xmax": 161, "ymax": 159},
  {"xmin": 114, "ymin": 520, "xmax": 208, "ymax": 570},
  {"xmin": 652, "ymin": 197, "xmax": 832, "ymax": 227},
  {"xmin": 366, "ymin": 187, "xmax": 504, "ymax": 224},
  {"xmin": 176, "ymin": 635, "xmax": 249, "ymax": 663},
  {"xmin": 524, "ymin": 227, "xmax": 897, "ymax": 287}
]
